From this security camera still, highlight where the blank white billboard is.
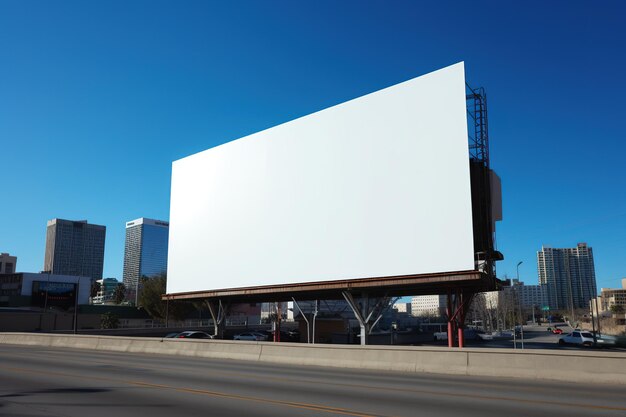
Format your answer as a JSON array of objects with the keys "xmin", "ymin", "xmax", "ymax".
[{"xmin": 167, "ymin": 62, "xmax": 474, "ymax": 294}]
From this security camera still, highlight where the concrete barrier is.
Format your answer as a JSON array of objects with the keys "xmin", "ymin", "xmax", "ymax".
[
  {"xmin": 257, "ymin": 343, "xmax": 469, "ymax": 375},
  {"xmin": 1, "ymin": 332, "xmax": 625, "ymax": 384},
  {"xmin": 466, "ymin": 348, "xmax": 626, "ymax": 384}
]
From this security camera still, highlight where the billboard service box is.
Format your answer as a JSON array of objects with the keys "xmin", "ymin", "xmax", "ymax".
[{"xmin": 168, "ymin": 62, "xmax": 474, "ymax": 294}]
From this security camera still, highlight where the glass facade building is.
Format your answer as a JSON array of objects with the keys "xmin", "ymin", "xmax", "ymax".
[
  {"xmin": 122, "ymin": 218, "xmax": 169, "ymax": 305},
  {"xmin": 43, "ymin": 219, "xmax": 106, "ymax": 281}
]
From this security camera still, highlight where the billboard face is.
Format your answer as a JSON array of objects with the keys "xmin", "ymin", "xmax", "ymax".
[
  {"xmin": 32, "ymin": 281, "xmax": 77, "ymax": 309},
  {"xmin": 168, "ymin": 62, "xmax": 474, "ymax": 294}
]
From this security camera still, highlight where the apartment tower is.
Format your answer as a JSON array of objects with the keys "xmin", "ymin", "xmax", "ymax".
[{"xmin": 537, "ymin": 243, "xmax": 597, "ymax": 312}]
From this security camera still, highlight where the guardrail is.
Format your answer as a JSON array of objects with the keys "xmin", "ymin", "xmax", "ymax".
[{"xmin": 1, "ymin": 332, "xmax": 625, "ymax": 384}]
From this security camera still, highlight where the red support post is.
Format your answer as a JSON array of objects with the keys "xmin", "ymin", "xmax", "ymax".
[
  {"xmin": 274, "ymin": 302, "xmax": 281, "ymax": 342},
  {"xmin": 457, "ymin": 292, "xmax": 475, "ymax": 348},
  {"xmin": 447, "ymin": 291, "xmax": 454, "ymax": 348},
  {"xmin": 457, "ymin": 291, "xmax": 464, "ymax": 348}
]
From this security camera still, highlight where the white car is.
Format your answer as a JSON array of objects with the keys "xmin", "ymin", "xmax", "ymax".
[
  {"xmin": 558, "ymin": 331, "xmax": 595, "ymax": 347},
  {"xmin": 477, "ymin": 333, "xmax": 494, "ymax": 341},
  {"xmin": 233, "ymin": 332, "xmax": 268, "ymax": 341},
  {"xmin": 433, "ymin": 331, "xmax": 448, "ymax": 341},
  {"xmin": 175, "ymin": 331, "xmax": 214, "ymax": 339}
]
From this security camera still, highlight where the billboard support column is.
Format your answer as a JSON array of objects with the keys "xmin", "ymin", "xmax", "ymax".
[
  {"xmin": 291, "ymin": 298, "xmax": 310, "ymax": 343},
  {"xmin": 343, "ymin": 291, "xmax": 369, "ymax": 345},
  {"xmin": 312, "ymin": 300, "xmax": 318, "ymax": 344},
  {"xmin": 342, "ymin": 292, "xmax": 395, "ymax": 346},
  {"xmin": 457, "ymin": 291, "xmax": 466, "ymax": 348},
  {"xmin": 447, "ymin": 291, "xmax": 455, "ymax": 348},
  {"xmin": 206, "ymin": 299, "xmax": 228, "ymax": 338},
  {"xmin": 274, "ymin": 302, "xmax": 282, "ymax": 342},
  {"xmin": 447, "ymin": 290, "xmax": 475, "ymax": 348},
  {"xmin": 460, "ymin": 291, "xmax": 475, "ymax": 348}
]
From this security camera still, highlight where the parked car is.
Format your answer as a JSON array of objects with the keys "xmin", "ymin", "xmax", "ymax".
[
  {"xmin": 558, "ymin": 331, "xmax": 594, "ymax": 347},
  {"xmin": 256, "ymin": 332, "xmax": 270, "ymax": 341},
  {"xmin": 281, "ymin": 329, "xmax": 301, "ymax": 342},
  {"xmin": 596, "ymin": 335, "xmax": 617, "ymax": 348},
  {"xmin": 233, "ymin": 332, "xmax": 268, "ymax": 341},
  {"xmin": 176, "ymin": 331, "xmax": 214, "ymax": 339},
  {"xmin": 164, "ymin": 332, "xmax": 180, "ymax": 338},
  {"xmin": 433, "ymin": 331, "xmax": 448, "ymax": 341},
  {"xmin": 267, "ymin": 330, "xmax": 291, "ymax": 341},
  {"xmin": 552, "ymin": 328, "xmax": 563, "ymax": 334},
  {"xmin": 433, "ymin": 329, "xmax": 485, "ymax": 341}
]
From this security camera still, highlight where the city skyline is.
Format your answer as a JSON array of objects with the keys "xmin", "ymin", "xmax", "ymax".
[{"xmin": 1, "ymin": 2, "xmax": 625, "ymax": 289}]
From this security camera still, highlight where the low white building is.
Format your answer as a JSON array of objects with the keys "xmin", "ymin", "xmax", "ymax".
[
  {"xmin": 483, "ymin": 282, "xmax": 547, "ymax": 310},
  {"xmin": 92, "ymin": 278, "xmax": 123, "ymax": 304},
  {"xmin": 411, "ymin": 294, "xmax": 446, "ymax": 317},
  {"xmin": 393, "ymin": 302, "xmax": 411, "ymax": 315},
  {"xmin": 0, "ymin": 272, "xmax": 91, "ymax": 308},
  {"xmin": 516, "ymin": 284, "xmax": 547, "ymax": 309},
  {"xmin": 260, "ymin": 301, "xmax": 294, "ymax": 322},
  {"xmin": 591, "ymin": 279, "xmax": 626, "ymax": 316}
]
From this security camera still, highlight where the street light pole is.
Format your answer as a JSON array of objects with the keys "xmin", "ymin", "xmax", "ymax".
[
  {"xmin": 73, "ymin": 279, "xmax": 79, "ymax": 334},
  {"xmin": 516, "ymin": 261, "xmax": 524, "ymax": 349}
]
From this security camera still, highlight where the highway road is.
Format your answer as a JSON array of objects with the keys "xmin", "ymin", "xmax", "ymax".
[{"xmin": 1, "ymin": 344, "xmax": 624, "ymax": 417}]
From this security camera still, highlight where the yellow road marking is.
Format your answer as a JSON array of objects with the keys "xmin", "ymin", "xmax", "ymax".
[
  {"xmin": 130, "ymin": 380, "xmax": 384, "ymax": 417},
  {"xmin": 2, "ymin": 347, "xmax": 613, "ymax": 401},
  {"xmin": 0, "ymin": 365, "xmax": 391, "ymax": 417},
  {"xmin": 2, "ymin": 350, "xmax": 626, "ymax": 413}
]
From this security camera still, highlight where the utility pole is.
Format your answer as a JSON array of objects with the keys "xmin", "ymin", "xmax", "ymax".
[
  {"xmin": 73, "ymin": 280, "xmax": 79, "ymax": 334},
  {"xmin": 312, "ymin": 300, "xmax": 318, "ymax": 344},
  {"xmin": 513, "ymin": 261, "xmax": 524, "ymax": 349}
]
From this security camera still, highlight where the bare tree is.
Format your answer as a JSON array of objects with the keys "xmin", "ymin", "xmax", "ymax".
[{"xmin": 113, "ymin": 283, "xmax": 126, "ymax": 305}]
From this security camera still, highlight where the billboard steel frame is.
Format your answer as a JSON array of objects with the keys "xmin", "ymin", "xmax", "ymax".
[{"xmin": 163, "ymin": 77, "xmax": 502, "ymax": 348}]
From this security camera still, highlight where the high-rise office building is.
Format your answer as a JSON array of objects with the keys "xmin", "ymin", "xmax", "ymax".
[
  {"xmin": 122, "ymin": 218, "xmax": 169, "ymax": 305},
  {"xmin": 43, "ymin": 219, "xmax": 106, "ymax": 281},
  {"xmin": 537, "ymin": 243, "xmax": 597, "ymax": 311},
  {"xmin": 0, "ymin": 253, "xmax": 17, "ymax": 274}
]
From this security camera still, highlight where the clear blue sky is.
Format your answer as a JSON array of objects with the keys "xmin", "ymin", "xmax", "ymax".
[{"xmin": 1, "ymin": 1, "xmax": 624, "ymax": 291}]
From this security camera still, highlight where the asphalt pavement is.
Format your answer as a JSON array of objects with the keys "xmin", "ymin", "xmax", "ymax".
[{"xmin": 1, "ymin": 343, "xmax": 625, "ymax": 417}]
